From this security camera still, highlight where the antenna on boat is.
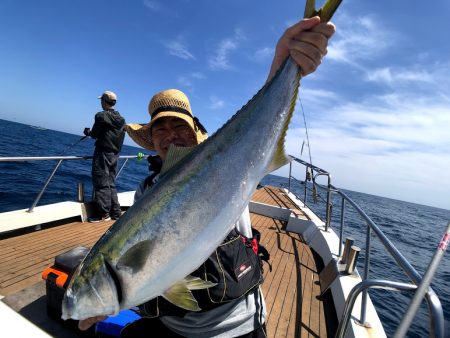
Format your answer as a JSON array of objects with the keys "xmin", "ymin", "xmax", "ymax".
[{"xmin": 393, "ymin": 221, "xmax": 450, "ymax": 338}]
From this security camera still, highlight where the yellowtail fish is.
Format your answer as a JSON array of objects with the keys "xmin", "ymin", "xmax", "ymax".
[{"xmin": 62, "ymin": 0, "xmax": 342, "ymax": 320}]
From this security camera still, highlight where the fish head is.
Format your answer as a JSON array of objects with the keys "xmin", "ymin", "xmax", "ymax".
[{"xmin": 61, "ymin": 253, "xmax": 121, "ymax": 320}]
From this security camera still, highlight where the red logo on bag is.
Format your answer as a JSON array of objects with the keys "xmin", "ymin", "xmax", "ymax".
[{"xmin": 236, "ymin": 263, "xmax": 252, "ymax": 279}]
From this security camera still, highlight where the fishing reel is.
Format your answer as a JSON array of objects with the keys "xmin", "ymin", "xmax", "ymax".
[{"xmin": 147, "ymin": 154, "xmax": 162, "ymax": 173}]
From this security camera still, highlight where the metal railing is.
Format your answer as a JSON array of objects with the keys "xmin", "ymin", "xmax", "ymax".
[
  {"xmin": 0, "ymin": 155, "xmax": 142, "ymax": 212},
  {"xmin": 1, "ymin": 154, "xmax": 445, "ymax": 336},
  {"xmin": 286, "ymin": 156, "xmax": 445, "ymax": 338}
]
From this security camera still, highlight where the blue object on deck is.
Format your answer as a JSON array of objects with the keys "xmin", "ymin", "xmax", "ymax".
[{"xmin": 96, "ymin": 309, "xmax": 141, "ymax": 337}]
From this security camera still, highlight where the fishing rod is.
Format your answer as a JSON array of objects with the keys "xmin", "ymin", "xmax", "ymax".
[
  {"xmin": 60, "ymin": 135, "xmax": 88, "ymax": 155},
  {"xmin": 393, "ymin": 221, "xmax": 450, "ymax": 338},
  {"xmin": 27, "ymin": 135, "xmax": 88, "ymax": 212}
]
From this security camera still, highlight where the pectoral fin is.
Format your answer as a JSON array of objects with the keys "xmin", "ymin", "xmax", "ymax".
[
  {"xmin": 162, "ymin": 275, "xmax": 216, "ymax": 311},
  {"xmin": 184, "ymin": 275, "xmax": 216, "ymax": 290},
  {"xmin": 116, "ymin": 240, "xmax": 153, "ymax": 274}
]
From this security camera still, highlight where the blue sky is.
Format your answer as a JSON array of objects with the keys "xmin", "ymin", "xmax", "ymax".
[{"xmin": 1, "ymin": 0, "xmax": 449, "ymax": 209}]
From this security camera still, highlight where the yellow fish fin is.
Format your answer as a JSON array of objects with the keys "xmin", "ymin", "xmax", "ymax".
[
  {"xmin": 160, "ymin": 145, "xmax": 195, "ymax": 175},
  {"xmin": 184, "ymin": 275, "xmax": 216, "ymax": 290},
  {"xmin": 162, "ymin": 275, "xmax": 216, "ymax": 311}
]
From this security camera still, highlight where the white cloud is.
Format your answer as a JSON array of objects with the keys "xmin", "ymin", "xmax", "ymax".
[
  {"xmin": 208, "ymin": 39, "xmax": 237, "ymax": 70},
  {"xmin": 253, "ymin": 47, "xmax": 274, "ymax": 63},
  {"xmin": 208, "ymin": 29, "xmax": 246, "ymax": 70},
  {"xmin": 281, "ymin": 23, "xmax": 450, "ymax": 209},
  {"xmin": 142, "ymin": 0, "xmax": 160, "ymax": 11},
  {"xmin": 177, "ymin": 76, "xmax": 193, "ymax": 88},
  {"xmin": 191, "ymin": 72, "xmax": 205, "ymax": 80},
  {"xmin": 327, "ymin": 14, "xmax": 395, "ymax": 65},
  {"xmin": 299, "ymin": 87, "xmax": 339, "ymax": 105},
  {"xmin": 318, "ymin": 96, "xmax": 449, "ymax": 150},
  {"xmin": 177, "ymin": 72, "xmax": 206, "ymax": 88},
  {"xmin": 366, "ymin": 67, "xmax": 434, "ymax": 86},
  {"xmin": 284, "ymin": 70, "xmax": 450, "ymax": 208},
  {"xmin": 283, "ymin": 115, "xmax": 450, "ymax": 209},
  {"xmin": 165, "ymin": 37, "xmax": 195, "ymax": 60},
  {"xmin": 208, "ymin": 96, "xmax": 225, "ymax": 109}
]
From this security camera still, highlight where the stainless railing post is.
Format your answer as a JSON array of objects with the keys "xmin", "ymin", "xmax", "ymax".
[
  {"xmin": 339, "ymin": 197, "xmax": 346, "ymax": 257},
  {"xmin": 116, "ymin": 158, "xmax": 129, "ymax": 179},
  {"xmin": 325, "ymin": 175, "xmax": 332, "ymax": 231},
  {"xmin": 28, "ymin": 159, "xmax": 64, "ymax": 212},
  {"xmin": 336, "ymin": 280, "xmax": 418, "ymax": 338},
  {"xmin": 359, "ymin": 224, "xmax": 372, "ymax": 326},
  {"xmin": 303, "ymin": 168, "xmax": 308, "ymax": 205},
  {"xmin": 394, "ymin": 222, "xmax": 450, "ymax": 338},
  {"xmin": 288, "ymin": 161, "xmax": 292, "ymax": 192}
]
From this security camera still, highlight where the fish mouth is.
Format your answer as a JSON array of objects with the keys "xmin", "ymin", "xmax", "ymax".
[{"xmin": 61, "ymin": 255, "xmax": 122, "ymax": 320}]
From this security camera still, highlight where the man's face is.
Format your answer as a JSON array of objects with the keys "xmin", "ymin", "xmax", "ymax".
[{"xmin": 151, "ymin": 117, "xmax": 197, "ymax": 160}]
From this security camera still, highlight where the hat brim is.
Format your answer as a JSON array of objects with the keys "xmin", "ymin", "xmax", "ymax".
[
  {"xmin": 125, "ymin": 123, "xmax": 154, "ymax": 150},
  {"xmin": 125, "ymin": 112, "xmax": 208, "ymax": 151}
]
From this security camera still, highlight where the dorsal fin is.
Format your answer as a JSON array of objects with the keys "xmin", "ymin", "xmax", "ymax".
[
  {"xmin": 266, "ymin": 72, "xmax": 299, "ymax": 174},
  {"xmin": 160, "ymin": 145, "xmax": 195, "ymax": 175}
]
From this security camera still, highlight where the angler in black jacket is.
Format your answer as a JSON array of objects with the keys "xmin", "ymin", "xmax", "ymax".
[{"xmin": 83, "ymin": 91, "xmax": 125, "ymax": 222}]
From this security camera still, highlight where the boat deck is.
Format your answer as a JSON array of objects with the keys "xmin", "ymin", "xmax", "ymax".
[{"xmin": 0, "ymin": 186, "xmax": 332, "ymax": 337}]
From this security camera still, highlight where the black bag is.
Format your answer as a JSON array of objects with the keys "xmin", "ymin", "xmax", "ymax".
[
  {"xmin": 140, "ymin": 228, "xmax": 269, "ymax": 317},
  {"xmin": 193, "ymin": 228, "xmax": 264, "ymax": 308}
]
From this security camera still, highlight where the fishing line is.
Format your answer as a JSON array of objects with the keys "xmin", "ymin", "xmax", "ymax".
[
  {"xmin": 299, "ymin": 94, "xmax": 318, "ymax": 203},
  {"xmin": 298, "ymin": 95, "xmax": 313, "ymax": 166}
]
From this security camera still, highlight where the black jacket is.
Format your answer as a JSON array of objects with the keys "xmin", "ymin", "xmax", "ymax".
[{"xmin": 90, "ymin": 110, "xmax": 125, "ymax": 153}]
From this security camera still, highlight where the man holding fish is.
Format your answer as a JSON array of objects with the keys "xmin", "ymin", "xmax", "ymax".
[{"xmin": 74, "ymin": 15, "xmax": 336, "ymax": 338}]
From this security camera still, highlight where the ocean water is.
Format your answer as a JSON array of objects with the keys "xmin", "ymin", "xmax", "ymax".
[
  {"xmin": 265, "ymin": 175, "xmax": 450, "ymax": 338},
  {"xmin": 0, "ymin": 119, "xmax": 149, "ymax": 212},
  {"xmin": 0, "ymin": 119, "xmax": 449, "ymax": 337}
]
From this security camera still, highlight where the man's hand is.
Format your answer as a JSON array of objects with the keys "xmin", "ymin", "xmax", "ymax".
[
  {"xmin": 83, "ymin": 127, "xmax": 91, "ymax": 136},
  {"xmin": 78, "ymin": 315, "xmax": 107, "ymax": 331},
  {"xmin": 267, "ymin": 17, "xmax": 336, "ymax": 81}
]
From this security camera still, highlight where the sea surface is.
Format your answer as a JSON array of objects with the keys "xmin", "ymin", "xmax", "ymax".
[{"xmin": 0, "ymin": 119, "xmax": 449, "ymax": 337}]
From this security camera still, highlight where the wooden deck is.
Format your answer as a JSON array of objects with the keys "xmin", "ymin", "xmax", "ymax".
[
  {"xmin": 0, "ymin": 186, "xmax": 330, "ymax": 337},
  {"xmin": 252, "ymin": 186, "xmax": 328, "ymax": 338}
]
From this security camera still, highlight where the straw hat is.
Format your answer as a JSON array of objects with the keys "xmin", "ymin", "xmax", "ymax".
[{"xmin": 126, "ymin": 89, "xmax": 208, "ymax": 151}]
